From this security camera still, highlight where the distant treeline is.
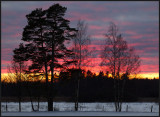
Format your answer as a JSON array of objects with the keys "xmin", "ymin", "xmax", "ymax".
[{"xmin": 2, "ymin": 76, "xmax": 158, "ymax": 102}]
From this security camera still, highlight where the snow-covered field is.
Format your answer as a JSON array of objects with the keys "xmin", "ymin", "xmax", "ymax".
[
  {"xmin": 1, "ymin": 102, "xmax": 159, "ymax": 112},
  {"xmin": 1, "ymin": 111, "xmax": 159, "ymax": 116}
]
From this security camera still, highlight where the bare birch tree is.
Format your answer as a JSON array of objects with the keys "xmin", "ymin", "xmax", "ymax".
[
  {"xmin": 71, "ymin": 20, "xmax": 91, "ymax": 111},
  {"xmin": 72, "ymin": 20, "xmax": 91, "ymax": 69},
  {"xmin": 7, "ymin": 61, "xmax": 26, "ymax": 112},
  {"xmin": 101, "ymin": 22, "xmax": 140, "ymax": 112}
]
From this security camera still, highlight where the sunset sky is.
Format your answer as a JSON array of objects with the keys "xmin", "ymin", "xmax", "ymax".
[{"xmin": 1, "ymin": 1, "xmax": 159, "ymax": 79}]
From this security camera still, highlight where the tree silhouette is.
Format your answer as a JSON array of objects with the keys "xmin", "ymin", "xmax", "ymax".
[
  {"xmin": 10, "ymin": 43, "xmax": 28, "ymax": 112},
  {"xmin": 98, "ymin": 71, "xmax": 104, "ymax": 78},
  {"xmin": 106, "ymin": 71, "xmax": 109, "ymax": 78},
  {"xmin": 70, "ymin": 20, "xmax": 91, "ymax": 111},
  {"xmin": 101, "ymin": 22, "xmax": 140, "ymax": 112},
  {"xmin": 86, "ymin": 70, "xmax": 93, "ymax": 79},
  {"xmin": 11, "ymin": 44, "xmax": 37, "ymax": 111},
  {"xmin": 13, "ymin": 4, "xmax": 76, "ymax": 111},
  {"xmin": 71, "ymin": 20, "xmax": 91, "ymax": 69},
  {"xmin": 21, "ymin": 8, "xmax": 51, "ymax": 111},
  {"xmin": 44, "ymin": 4, "xmax": 76, "ymax": 111}
]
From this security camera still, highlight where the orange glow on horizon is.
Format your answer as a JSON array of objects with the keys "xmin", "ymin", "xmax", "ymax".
[
  {"xmin": 1, "ymin": 72, "xmax": 159, "ymax": 83},
  {"xmin": 135, "ymin": 73, "xmax": 159, "ymax": 79}
]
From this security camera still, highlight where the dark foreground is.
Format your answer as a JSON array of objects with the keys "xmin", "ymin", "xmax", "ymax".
[
  {"xmin": 2, "ymin": 111, "xmax": 159, "ymax": 116},
  {"xmin": 2, "ymin": 78, "xmax": 159, "ymax": 102}
]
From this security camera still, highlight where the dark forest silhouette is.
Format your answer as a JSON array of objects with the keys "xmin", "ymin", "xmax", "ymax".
[{"xmin": 1, "ymin": 76, "xmax": 159, "ymax": 101}]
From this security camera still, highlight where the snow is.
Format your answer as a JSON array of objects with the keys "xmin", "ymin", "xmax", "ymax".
[
  {"xmin": 1, "ymin": 102, "xmax": 159, "ymax": 116},
  {"xmin": 1, "ymin": 102, "xmax": 159, "ymax": 112},
  {"xmin": 1, "ymin": 111, "xmax": 159, "ymax": 116}
]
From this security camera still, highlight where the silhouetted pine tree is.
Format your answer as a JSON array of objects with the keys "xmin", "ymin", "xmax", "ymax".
[
  {"xmin": 86, "ymin": 70, "xmax": 93, "ymax": 79},
  {"xmin": 14, "ymin": 4, "xmax": 76, "ymax": 111},
  {"xmin": 44, "ymin": 4, "xmax": 76, "ymax": 111},
  {"xmin": 22, "ymin": 8, "xmax": 50, "ymax": 111},
  {"xmin": 98, "ymin": 71, "xmax": 104, "ymax": 78}
]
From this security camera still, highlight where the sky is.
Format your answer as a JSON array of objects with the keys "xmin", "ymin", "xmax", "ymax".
[{"xmin": 1, "ymin": 1, "xmax": 159, "ymax": 79}]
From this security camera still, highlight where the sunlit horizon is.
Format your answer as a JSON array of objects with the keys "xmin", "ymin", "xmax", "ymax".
[{"xmin": 1, "ymin": 71, "xmax": 159, "ymax": 83}]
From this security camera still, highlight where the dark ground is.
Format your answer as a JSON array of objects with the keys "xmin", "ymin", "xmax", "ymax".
[{"xmin": 1, "ymin": 78, "xmax": 159, "ymax": 102}]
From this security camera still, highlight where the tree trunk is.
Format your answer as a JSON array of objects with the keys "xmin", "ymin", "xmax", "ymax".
[
  {"xmin": 48, "ymin": 92, "xmax": 53, "ymax": 111},
  {"xmin": 5, "ymin": 99, "xmax": 8, "ymax": 112},
  {"xmin": 42, "ymin": 43, "xmax": 51, "ymax": 111},
  {"xmin": 19, "ymin": 80, "xmax": 21, "ymax": 112},
  {"xmin": 117, "ymin": 78, "xmax": 121, "ymax": 112},
  {"xmin": 18, "ymin": 83, "xmax": 21, "ymax": 112},
  {"xmin": 48, "ymin": 37, "xmax": 55, "ymax": 111},
  {"xmin": 75, "ymin": 78, "xmax": 80, "ymax": 111},
  {"xmin": 48, "ymin": 80, "xmax": 53, "ymax": 111},
  {"xmin": 25, "ymin": 81, "xmax": 35, "ymax": 111},
  {"xmin": 113, "ymin": 74, "xmax": 118, "ymax": 112},
  {"xmin": 30, "ymin": 98, "xmax": 35, "ymax": 111},
  {"xmin": 48, "ymin": 63, "xmax": 54, "ymax": 111},
  {"xmin": 44, "ymin": 62, "xmax": 51, "ymax": 111},
  {"xmin": 37, "ymin": 97, "xmax": 40, "ymax": 111},
  {"xmin": 119, "ymin": 78, "xmax": 127, "ymax": 112}
]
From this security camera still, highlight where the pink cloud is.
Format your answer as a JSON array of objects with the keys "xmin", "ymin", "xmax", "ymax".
[
  {"xmin": 87, "ymin": 45, "xmax": 102, "ymax": 51},
  {"xmin": 2, "ymin": 25, "xmax": 21, "ymax": 33},
  {"xmin": 118, "ymin": 22, "xmax": 136, "ymax": 26},
  {"xmin": 82, "ymin": 3, "xmax": 107, "ymax": 12},
  {"xmin": 145, "ymin": 47, "xmax": 158, "ymax": 51},
  {"xmin": 92, "ymin": 34, "xmax": 105, "ymax": 39},
  {"xmin": 134, "ymin": 49, "xmax": 145, "ymax": 54},
  {"xmin": 128, "ymin": 43, "xmax": 145, "ymax": 47},
  {"xmin": 102, "ymin": 17, "xmax": 115, "ymax": 22},
  {"xmin": 141, "ymin": 57, "xmax": 158, "ymax": 61},
  {"xmin": 140, "ymin": 64, "xmax": 159, "ymax": 72},
  {"xmin": 2, "ymin": 10, "xmax": 17, "ymax": 17},
  {"xmin": 67, "ymin": 11, "xmax": 107, "ymax": 22},
  {"xmin": 11, "ymin": 33, "xmax": 22, "ymax": 38},
  {"xmin": 130, "ymin": 35, "xmax": 144, "ymax": 39},
  {"xmin": 89, "ymin": 25, "xmax": 103, "ymax": 30},
  {"xmin": 2, "ymin": 48, "xmax": 12, "ymax": 53},
  {"xmin": 124, "ymin": 30, "xmax": 137, "ymax": 35},
  {"xmin": 2, "ymin": 60, "xmax": 11, "ymax": 65},
  {"xmin": 1, "ymin": 69, "xmax": 8, "ymax": 74},
  {"xmin": 2, "ymin": 48, "xmax": 13, "ymax": 59}
]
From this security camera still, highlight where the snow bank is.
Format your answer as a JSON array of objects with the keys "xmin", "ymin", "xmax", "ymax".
[{"xmin": 1, "ymin": 102, "xmax": 159, "ymax": 112}]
